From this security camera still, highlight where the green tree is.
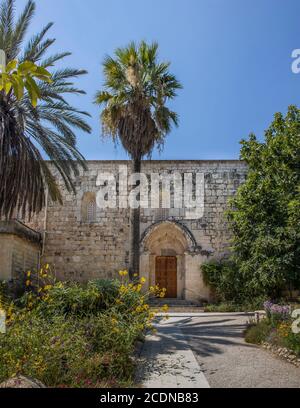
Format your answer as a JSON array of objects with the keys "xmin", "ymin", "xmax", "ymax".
[
  {"xmin": 227, "ymin": 105, "xmax": 300, "ymax": 299},
  {"xmin": 0, "ymin": 0, "xmax": 91, "ymax": 219},
  {"xmin": 95, "ymin": 41, "xmax": 182, "ymax": 276}
]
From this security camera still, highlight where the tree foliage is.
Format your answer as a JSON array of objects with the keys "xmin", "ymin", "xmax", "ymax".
[
  {"xmin": 226, "ymin": 105, "xmax": 300, "ymax": 299},
  {"xmin": 0, "ymin": 59, "xmax": 52, "ymax": 106},
  {"xmin": 0, "ymin": 0, "xmax": 91, "ymax": 219},
  {"xmin": 95, "ymin": 41, "xmax": 182, "ymax": 275}
]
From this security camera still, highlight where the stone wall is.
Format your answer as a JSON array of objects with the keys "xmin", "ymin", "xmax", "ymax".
[
  {"xmin": 27, "ymin": 160, "xmax": 247, "ymax": 285},
  {"xmin": 0, "ymin": 221, "xmax": 41, "ymax": 280}
]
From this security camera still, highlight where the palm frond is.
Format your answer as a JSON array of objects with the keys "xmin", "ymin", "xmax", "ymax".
[
  {"xmin": 41, "ymin": 52, "xmax": 72, "ymax": 68},
  {"xmin": 10, "ymin": 0, "xmax": 35, "ymax": 59},
  {"xmin": 96, "ymin": 41, "xmax": 182, "ymax": 160},
  {"xmin": 0, "ymin": 0, "xmax": 14, "ymax": 54},
  {"xmin": 0, "ymin": 0, "xmax": 90, "ymax": 219},
  {"xmin": 21, "ymin": 22, "xmax": 53, "ymax": 61}
]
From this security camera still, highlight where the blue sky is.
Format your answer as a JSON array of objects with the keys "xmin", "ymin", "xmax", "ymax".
[{"xmin": 16, "ymin": 0, "xmax": 300, "ymax": 160}]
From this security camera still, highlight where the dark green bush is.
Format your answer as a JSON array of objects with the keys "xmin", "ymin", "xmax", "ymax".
[
  {"xmin": 20, "ymin": 281, "xmax": 105, "ymax": 318},
  {"xmin": 202, "ymin": 260, "xmax": 246, "ymax": 303},
  {"xmin": 93, "ymin": 279, "xmax": 120, "ymax": 306}
]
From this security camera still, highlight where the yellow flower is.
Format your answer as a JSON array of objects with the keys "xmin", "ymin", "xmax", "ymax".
[
  {"xmin": 161, "ymin": 304, "xmax": 169, "ymax": 313},
  {"xmin": 43, "ymin": 285, "xmax": 52, "ymax": 291},
  {"xmin": 27, "ymin": 271, "xmax": 31, "ymax": 278},
  {"xmin": 119, "ymin": 285, "xmax": 127, "ymax": 294},
  {"xmin": 45, "ymin": 264, "xmax": 50, "ymax": 270},
  {"xmin": 111, "ymin": 318, "xmax": 118, "ymax": 325},
  {"xmin": 133, "ymin": 273, "xmax": 138, "ymax": 277},
  {"xmin": 140, "ymin": 277, "xmax": 146, "ymax": 284},
  {"xmin": 118, "ymin": 270, "xmax": 128, "ymax": 277},
  {"xmin": 25, "ymin": 280, "xmax": 31, "ymax": 287}
]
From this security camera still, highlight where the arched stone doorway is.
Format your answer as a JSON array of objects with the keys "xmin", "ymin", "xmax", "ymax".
[{"xmin": 140, "ymin": 221, "xmax": 211, "ymax": 302}]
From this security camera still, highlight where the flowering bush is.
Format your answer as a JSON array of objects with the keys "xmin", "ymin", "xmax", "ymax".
[
  {"xmin": 263, "ymin": 301, "xmax": 291, "ymax": 327},
  {"xmin": 0, "ymin": 266, "xmax": 168, "ymax": 387},
  {"xmin": 246, "ymin": 300, "xmax": 300, "ymax": 357}
]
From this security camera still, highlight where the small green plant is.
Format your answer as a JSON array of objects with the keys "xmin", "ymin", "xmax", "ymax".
[{"xmin": 245, "ymin": 319, "xmax": 272, "ymax": 344}]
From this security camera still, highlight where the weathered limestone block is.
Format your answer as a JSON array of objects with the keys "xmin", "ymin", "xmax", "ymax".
[{"xmin": 0, "ymin": 220, "xmax": 41, "ymax": 280}]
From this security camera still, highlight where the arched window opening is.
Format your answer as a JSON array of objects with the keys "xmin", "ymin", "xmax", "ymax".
[
  {"xmin": 87, "ymin": 199, "xmax": 96, "ymax": 223},
  {"xmin": 81, "ymin": 192, "xmax": 97, "ymax": 223}
]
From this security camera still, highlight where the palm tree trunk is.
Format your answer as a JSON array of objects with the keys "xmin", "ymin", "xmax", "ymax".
[{"xmin": 129, "ymin": 157, "xmax": 141, "ymax": 278}]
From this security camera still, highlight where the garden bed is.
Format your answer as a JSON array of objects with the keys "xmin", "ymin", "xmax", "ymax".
[
  {"xmin": 0, "ymin": 267, "xmax": 166, "ymax": 388},
  {"xmin": 245, "ymin": 301, "xmax": 300, "ymax": 366}
]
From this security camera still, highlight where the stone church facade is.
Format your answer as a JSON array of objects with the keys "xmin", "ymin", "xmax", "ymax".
[{"xmin": 0, "ymin": 160, "xmax": 247, "ymax": 303}]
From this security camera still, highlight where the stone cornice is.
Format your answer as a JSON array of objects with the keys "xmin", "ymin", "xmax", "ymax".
[{"xmin": 0, "ymin": 220, "xmax": 41, "ymax": 246}]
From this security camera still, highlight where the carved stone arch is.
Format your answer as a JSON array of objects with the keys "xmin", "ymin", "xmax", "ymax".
[
  {"xmin": 140, "ymin": 220, "xmax": 198, "ymax": 254},
  {"xmin": 139, "ymin": 220, "xmax": 201, "ymax": 300}
]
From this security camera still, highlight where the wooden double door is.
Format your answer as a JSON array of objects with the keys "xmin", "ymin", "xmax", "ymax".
[{"xmin": 155, "ymin": 256, "xmax": 177, "ymax": 298}]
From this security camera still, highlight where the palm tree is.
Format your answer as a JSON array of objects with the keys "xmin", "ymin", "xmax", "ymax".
[
  {"xmin": 95, "ymin": 41, "xmax": 182, "ymax": 276},
  {"xmin": 0, "ymin": 0, "xmax": 91, "ymax": 219}
]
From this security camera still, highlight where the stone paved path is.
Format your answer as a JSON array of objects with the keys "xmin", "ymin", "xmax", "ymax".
[
  {"xmin": 136, "ymin": 314, "xmax": 300, "ymax": 388},
  {"xmin": 136, "ymin": 317, "xmax": 209, "ymax": 388}
]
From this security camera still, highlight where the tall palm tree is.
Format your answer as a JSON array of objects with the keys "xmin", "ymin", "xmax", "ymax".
[
  {"xmin": 95, "ymin": 41, "xmax": 182, "ymax": 276},
  {"xmin": 0, "ymin": 0, "xmax": 91, "ymax": 219}
]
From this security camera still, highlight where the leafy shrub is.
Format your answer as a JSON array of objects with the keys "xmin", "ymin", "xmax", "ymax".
[
  {"xmin": 93, "ymin": 279, "xmax": 120, "ymax": 307},
  {"xmin": 0, "ymin": 266, "xmax": 167, "ymax": 387},
  {"xmin": 0, "ymin": 314, "xmax": 89, "ymax": 386},
  {"xmin": 226, "ymin": 106, "xmax": 300, "ymax": 299},
  {"xmin": 245, "ymin": 320, "xmax": 272, "ymax": 344},
  {"xmin": 202, "ymin": 260, "xmax": 248, "ymax": 303}
]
